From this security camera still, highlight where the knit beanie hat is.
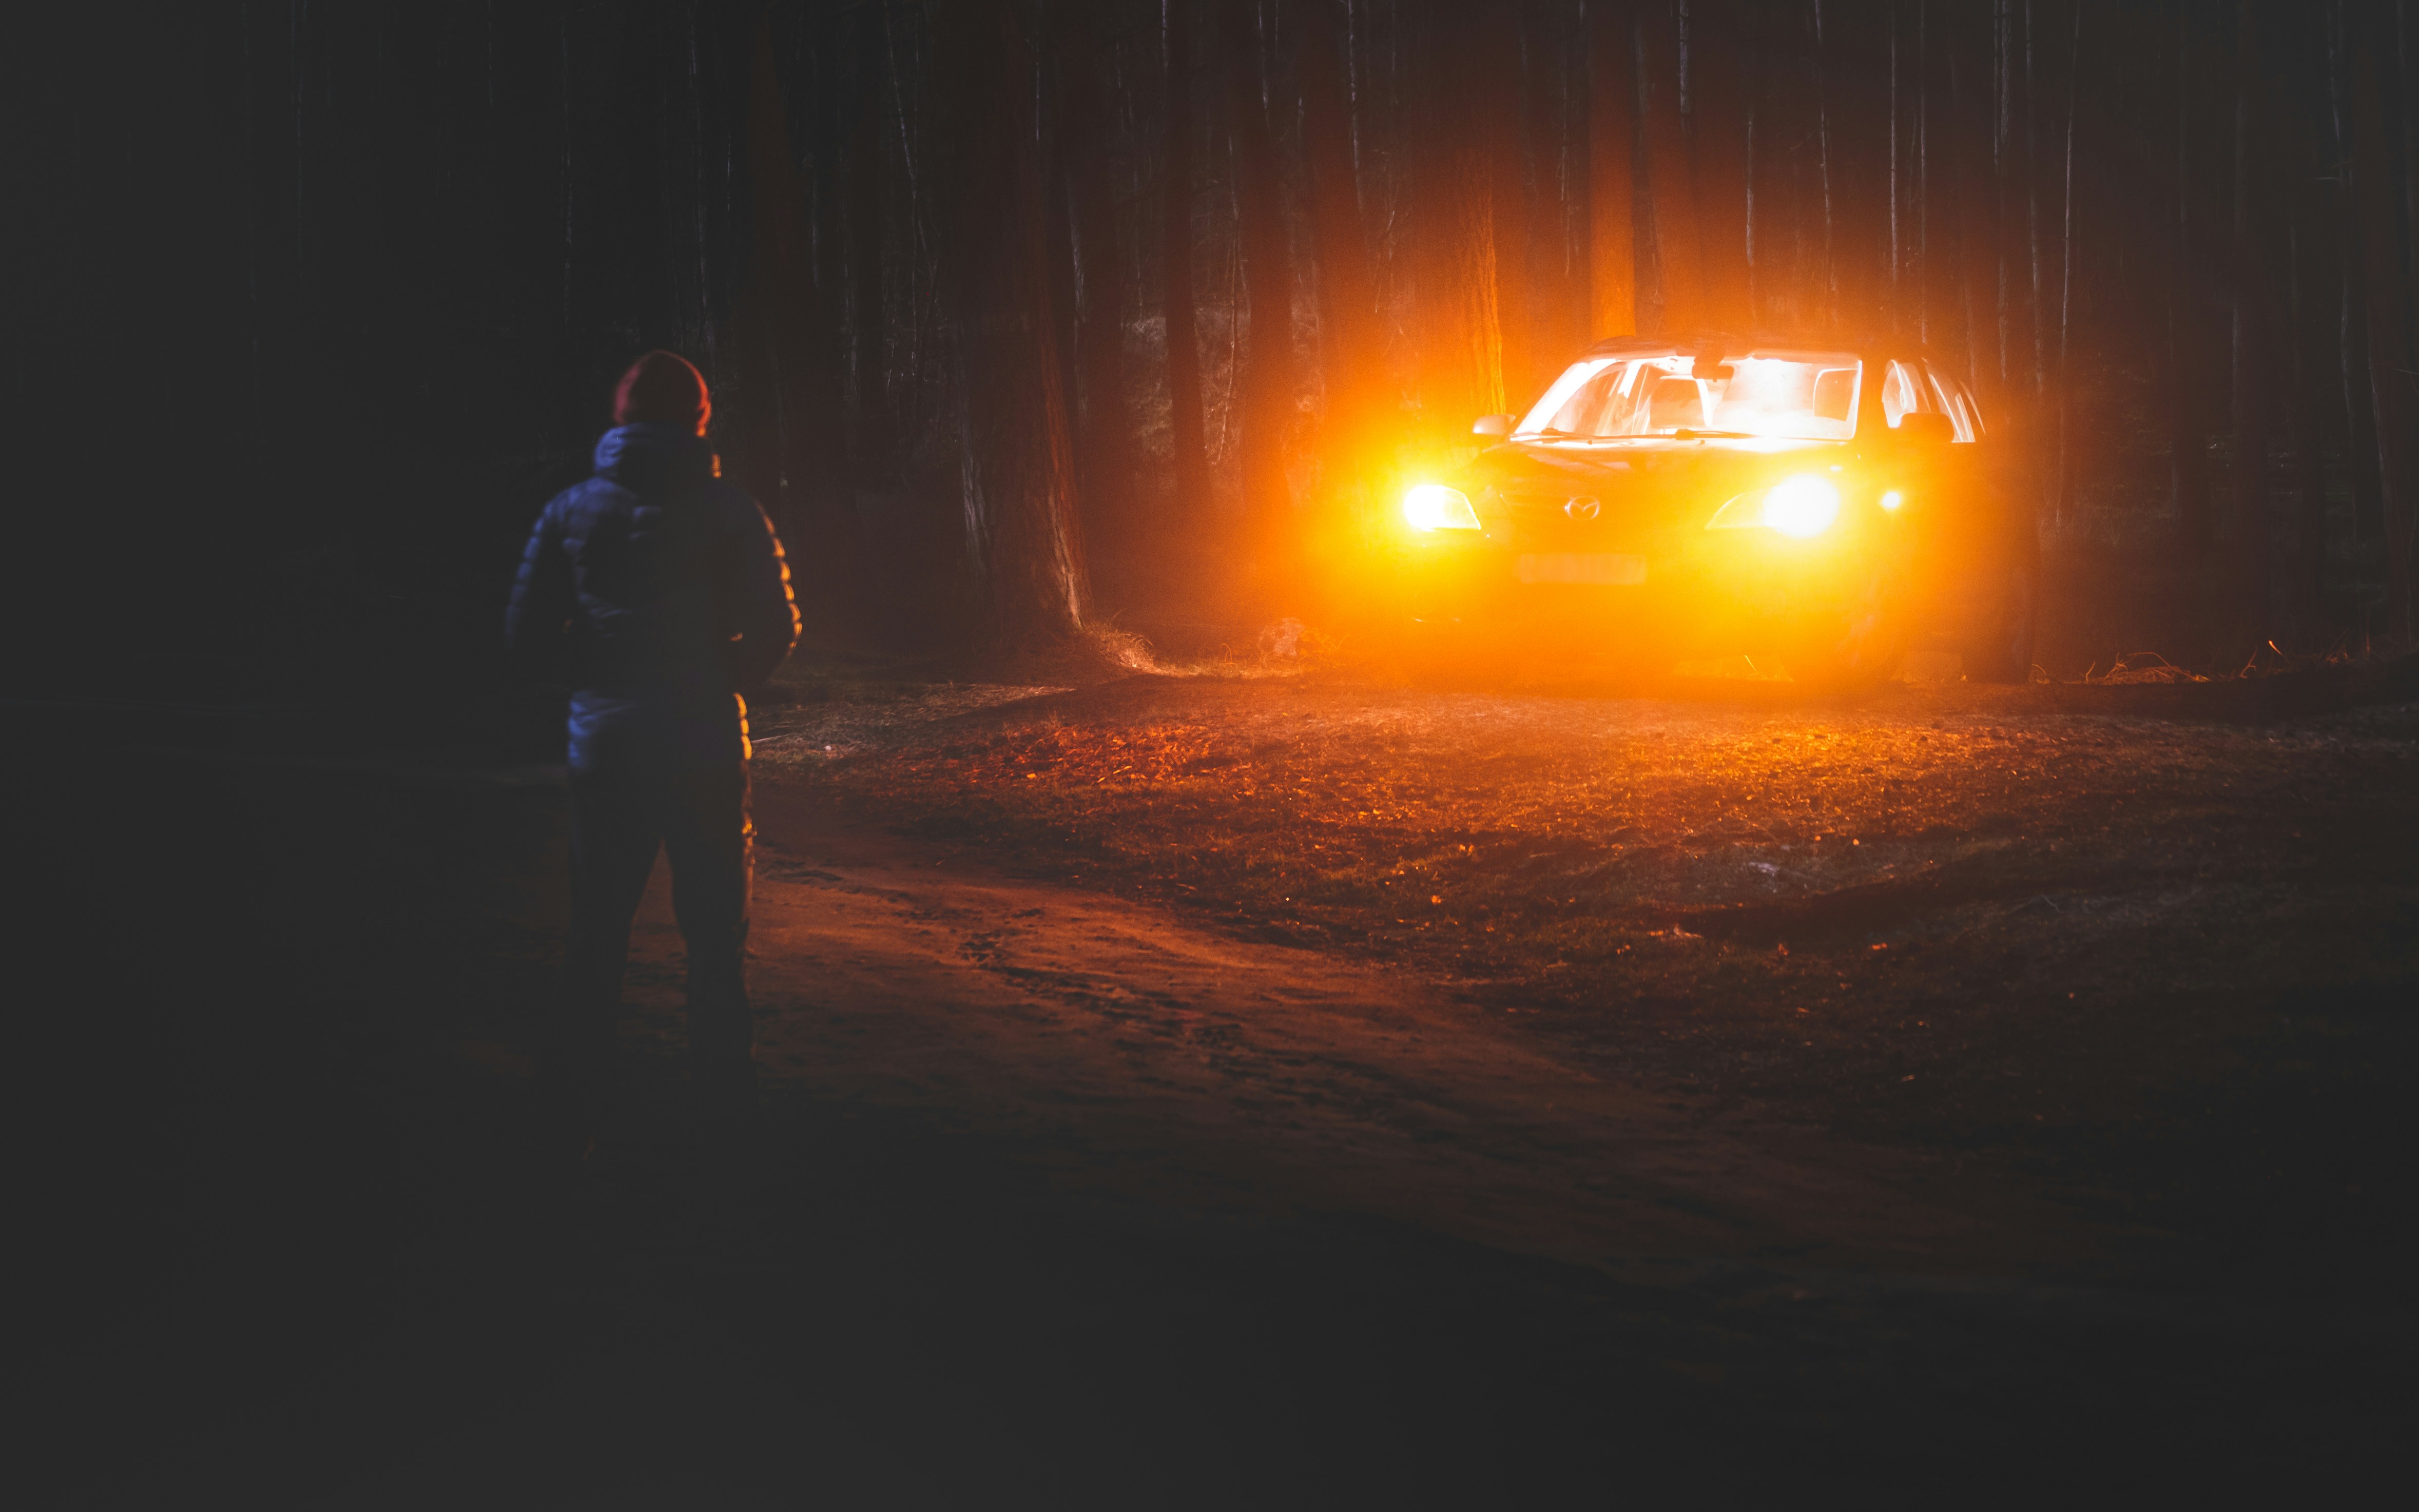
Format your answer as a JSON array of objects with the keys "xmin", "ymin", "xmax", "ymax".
[{"xmin": 611, "ymin": 350, "xmax": 711, "ymax": 435}]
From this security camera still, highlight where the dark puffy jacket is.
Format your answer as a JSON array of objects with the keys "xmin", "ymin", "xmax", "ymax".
[{"xmin": 506, "ymin": 423, "xmax": 800, "ymax": 772}]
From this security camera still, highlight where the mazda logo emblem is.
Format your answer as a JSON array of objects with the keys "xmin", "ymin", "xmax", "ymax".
[{"xmin": 1563, "ymin": 497, "xmax": 1601, "ymax": 520}]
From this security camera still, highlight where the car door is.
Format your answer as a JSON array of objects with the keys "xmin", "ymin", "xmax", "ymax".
[
  {"xmin": 1865, "ymin": 360, "xmax": 2004, "ymax": 639},
  {"xmin": 1914, "ymin": 361, "xmax": 2035, "ymax": 648},
  {"xmin": 1865, "ymin": 360, "xmax": 1957, "ymax": 626}
]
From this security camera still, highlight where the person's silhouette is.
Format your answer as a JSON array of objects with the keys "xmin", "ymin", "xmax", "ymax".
[{"xmin": 507, "ymin": 351, "xmax": 800, "ymax": 1160}]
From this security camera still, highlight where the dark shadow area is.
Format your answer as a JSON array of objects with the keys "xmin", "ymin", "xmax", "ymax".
[
  {"xmin": 9, "ymin": 0, "xmax": 2416, "ymax": 1499},
  {"xmin": 16, "ymin": 698, "xmax": 2406, "ymax": 1505}
]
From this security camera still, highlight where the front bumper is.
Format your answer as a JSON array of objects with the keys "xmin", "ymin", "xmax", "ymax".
[{"xmin": 1393, "ymin": 523, "xmax": 1891, "ymax": 656}]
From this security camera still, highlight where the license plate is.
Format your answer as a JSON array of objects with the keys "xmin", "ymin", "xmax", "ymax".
[{"xmin": 1516, "ymin": 552, "xmax": 1647, "ymax": 585}]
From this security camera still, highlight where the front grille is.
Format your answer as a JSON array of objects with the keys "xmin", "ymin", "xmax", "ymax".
[{"xmin": 1494, "ymin": 487, "xmax": 1655, "ymax": 550}]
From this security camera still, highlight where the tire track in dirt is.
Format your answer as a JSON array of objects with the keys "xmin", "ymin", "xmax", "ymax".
[{"xmin": 603, "ymin": 785, "xmax": 2101, "ymax": 1278}]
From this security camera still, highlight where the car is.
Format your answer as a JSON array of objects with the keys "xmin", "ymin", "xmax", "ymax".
[{"xmin": 1389, "ymin": 335, "xmax": 2038, "ymax": 690}]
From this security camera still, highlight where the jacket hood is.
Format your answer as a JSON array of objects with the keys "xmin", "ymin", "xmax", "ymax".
[{"xmin": 593, "ymin": 423, "xmax": 718, "ymax": 500}]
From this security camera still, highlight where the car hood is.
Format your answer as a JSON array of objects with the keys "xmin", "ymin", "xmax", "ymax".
[
  {"xmin": 1453, "ymin": 437, "xmax": 1855, "ymax": 553},
  {"xmin": 1469, "ymin": 436, "xmax": 1846, "ymax": 513}
]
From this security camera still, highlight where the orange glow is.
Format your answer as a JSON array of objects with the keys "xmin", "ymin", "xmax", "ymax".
[
  {"xmin": 1517, "ymin": 351, "xmax": 1862, "ymax": 440},
  {"xmin": 1763, "ymin": 475, "xmax": 1841, "ymax": 537},
  {"xmin": 1403, "ymin": 483, "xmax": 1481, "ymax": 531},
  {"xmin": 1706, "ymin": 473, "xmax": 1841, "ymax": 536}
]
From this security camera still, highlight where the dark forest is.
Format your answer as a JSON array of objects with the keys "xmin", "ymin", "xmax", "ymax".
[
  {"xmin": 10, "ymin": 0, "xmax": 2416, "ymax": 681},
  {"xmin": 10, "ymin": 3, "xmax": 2415, "ymax": 1502}
]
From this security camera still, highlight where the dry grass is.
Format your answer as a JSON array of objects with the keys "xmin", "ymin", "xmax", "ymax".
[
  {"xmin": 2079, "ymin": 644, "xmax": 2379, "ymax": 685},
  {"xmin": 750, "ymin": 683, "xmax": 1076, "ymax": 765}
]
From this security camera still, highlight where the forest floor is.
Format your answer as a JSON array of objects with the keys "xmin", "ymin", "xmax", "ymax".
[
  {"xmin": 747, "ymin": 652, "xmax": 2419, "ymax": 1294},
  {"xmin": 25, "ymin": 650, "xmax": 2417, "ymax": 1502}
]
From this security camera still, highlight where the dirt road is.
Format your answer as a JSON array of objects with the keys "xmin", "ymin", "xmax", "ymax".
[
  {"xmin": 21, "ymin": 663, "xmax": 2414, "ymax": 1501},
  {"xmin": 683, "ymin": 784, "xmax": 2089, "ymax": 1279},
  {"xmin": 743, "ymin": 661, "xmax": 2418, "ymax": 1284}
]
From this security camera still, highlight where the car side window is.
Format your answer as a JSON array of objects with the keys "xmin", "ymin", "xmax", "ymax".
[
  {"xmin": 1533, "ymin": 360, "xmax": 1621, "ymax": 433},
  {"xmin": 1921, "ymin": 363, "xmax": 1983, "ymax": 441},
  {"xmin": 1881, "ymin": 361, "xmax": 1935, "ymax": 429}
]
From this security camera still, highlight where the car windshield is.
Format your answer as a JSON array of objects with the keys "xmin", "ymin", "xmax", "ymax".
[{"xmin": 1515, "ymin": 349, "xmax": 1864, "ymax": 441}]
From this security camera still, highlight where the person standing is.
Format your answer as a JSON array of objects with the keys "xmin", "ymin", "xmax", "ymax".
[{"xmin": 506, "ymin": 351, "xmax": 800, "ymax": 1150}]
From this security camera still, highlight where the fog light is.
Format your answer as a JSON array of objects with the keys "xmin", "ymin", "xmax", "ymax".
[
  {"xmin": 1762, "ymin": 476, "xmax": 1841, "ymax": 537},
  {"xmin": 1707, "ymin": 474, "xmax": 1844, "ymax": 536}
]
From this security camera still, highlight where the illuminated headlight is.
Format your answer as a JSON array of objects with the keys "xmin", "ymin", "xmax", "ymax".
[
  {"xmin": 1705, "ymin": 474, "xmax": 1841, "ymax": 538},
  {"xmin": 1403, "ymin": 483, "xmax": 1481, "ymax": 531}
]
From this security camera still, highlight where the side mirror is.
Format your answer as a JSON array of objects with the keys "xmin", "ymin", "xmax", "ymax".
[
  {"xmin": 1892, "ymin": 412, "xmax": 1956, "ymax": 446},
  {"xmin": 1472, "ymin": 414, "xmax": 1514, "ymax": 438}
]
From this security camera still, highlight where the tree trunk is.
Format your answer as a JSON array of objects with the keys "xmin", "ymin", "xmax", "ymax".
[
  {"xmin": 1218, "ymin": 0, "xmax": 1301, "ymax": 592},
  {"xmin": 1588, "ymin": 0, "xmax": 1639, "ymax": 339},
  {"xmin": 2348, "ymin": 4, "xmax": 2418, "ymax": 645},
  {"xmin": 1689, "ymin": 0, "xmax": 1753, "ymax": 332},
  {"xmin": 2227, "ymin": 0, "xmax": 2272, "ymax": 654},
  {"xmin": 1738, "ymin": 11, "xmax": 1795, "ymax": 327},
  {"xmin": 729, "ymin": 15, "xmax": 854, "ymax": 616},
  {"xmin": 1487, "ymin": 11, "xmax": 1539, "ymax": 405},
  {"xmin": 1636, "ymin": 0, "xmax": 1704, "ymax": 332},
  {"xmin": 1915, "ymin": 0, "xmax": 1934, "ymax": 343},
  {"xmin": 2321, "ymin": 1, "xmax": 2386, "ymax": 553},
  {"xmin": 1044, "ymin": 114, "xmax": 1084, "ymax": 484},
  {"xmin": 1996, "ymin": 0, "xmax": 2036, "ymax": 420},
  {"xmin": 2288, "ymin": 200, "xmax": 2336, "ymax": 638},
  {"xmin": 934, "ymin": 0, "xmax": 1090, "ymax": 643},
  {"xmin": 1518, "ymin": 0, "xmax": 1582, "ymax": 377},
  {"xmin": 1057, "ymin": 0, "xmax": 1140, "ymax": 555},
  {"xmin": 2053, "ymin": 0, "xmax": 2080, "ymax": 526},
  {"xmin": 1810, "ymin": 0, "xmax": 1841, "ymax": 331},
  {"xmin": 1162, "ymin": 0, "xmax": 1213, "ymax": 534},
  {"xmin": 2402, "ymin": 0, "xmax": 2419, "ymax": 610},
  {"xmin": 2402, "ymin": 0, "xmax": 2419, "ymax": 338},
  {"xmin": 1405, "ymin": 2, "xmax": 1508, "ymax": 431},
  {"xmin": 1950, "ymin": 21, "xmax": 1997, "ymax": 414},
  {"xmin": 2167, "ymin": 2, "xmax": 2212, "ymax": 558},
  {"xmin": 1827, "ymin": 0, "xmax": 1893, "ymax": 335},
  {"xmin": 807, "ymin": 9, "xmax": 849, "ymax": 328},
  {"xmin": 1299, "ymin": 2, "xmax": 1385, "ymax": 507},
  {"xmin": 2019, "ymin": 0, "xmax": 2047, "ymax": 404},
  {"xmin": 2341, "ymin": 228, "xmax": 2388, "ymax": 552},
  {"xmin": 1890, "ymin": 1, "xmax": 1907, "ymax": 327},
  {"xmin": 1979, "ymin": 0, "xmax": 2038, "ymax": 514},
  {"xmin": 847, "ymin": 6, "xmax": 895, "ymax": 489}
]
